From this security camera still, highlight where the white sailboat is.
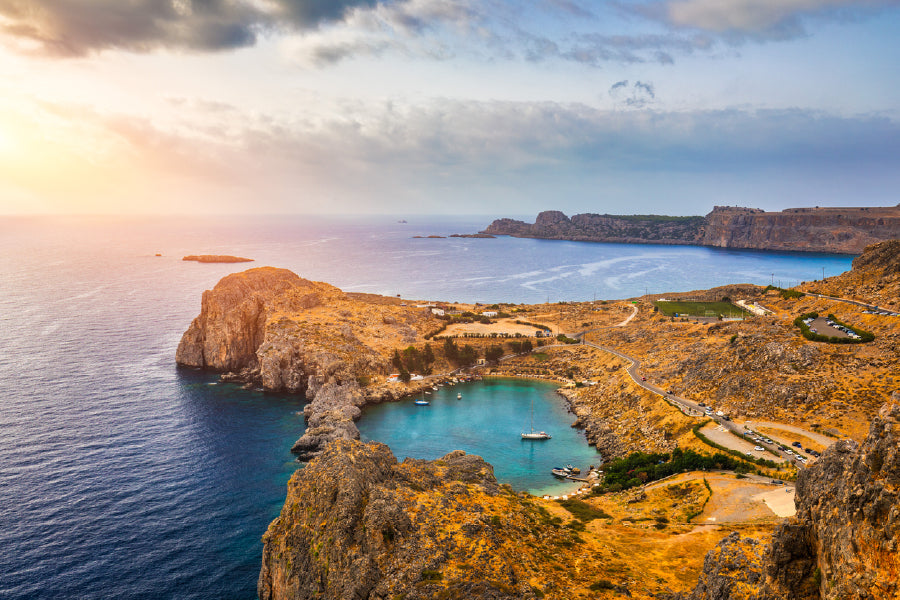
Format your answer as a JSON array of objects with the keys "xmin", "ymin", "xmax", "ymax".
[{"xmin": 521, "ymin": 397, "xmax": 551, "ymax": 440}]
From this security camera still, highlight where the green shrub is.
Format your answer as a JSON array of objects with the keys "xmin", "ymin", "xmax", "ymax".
[
  {"xmin": 557, "ymin": 499, "xmax": 611, "ymax": 521},
  {"xmin": 589, "ymin": 579, "xmax": 616, "ymax": 591}
]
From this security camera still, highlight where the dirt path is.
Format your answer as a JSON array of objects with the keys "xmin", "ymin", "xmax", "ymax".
[
  {"xmin": 696, "ymin": 473, "xmax": 794, "ymax": 523},
  {"xmin": 616, "ymin": 304, "xmax": 639, "ymax": 327}
]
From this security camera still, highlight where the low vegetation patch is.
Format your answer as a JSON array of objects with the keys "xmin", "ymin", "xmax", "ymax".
[
  {"xmin": 764, "ymin": 284, "xmax": 805, "ymax": 300},
  {"xmin": 557, "ymin": 498, "xmax": 611, "ymax": 521},
  {"xmin": 596, "ymin": 447, "xmax": 762, "ymax": 493}
]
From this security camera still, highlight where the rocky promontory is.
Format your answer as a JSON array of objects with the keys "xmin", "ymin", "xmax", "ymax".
[
  {"xmin": 176, "ymin": 267, "xmax": 443, "ymax": 460},
  {"xmin": 481, "ymin": 205, "xmax": 900, "ymax": 254}
]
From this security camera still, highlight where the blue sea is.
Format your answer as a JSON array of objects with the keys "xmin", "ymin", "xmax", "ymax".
[{"xmin": 0, "ymin": 215, "xmax": 854, "ymax": 599}]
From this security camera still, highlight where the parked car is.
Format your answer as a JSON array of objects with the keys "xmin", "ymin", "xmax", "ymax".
[
  {"xmin": 754, "ymin": 446, "xmax": 764, "ymax": 451},
  {"xmin": 792, "ymin": 442, "xmax": 802, "ymax": 448}
]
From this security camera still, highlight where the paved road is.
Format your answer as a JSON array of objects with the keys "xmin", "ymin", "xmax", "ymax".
[
  {"xmin": 582, "ymin": 339, "xmax": 805, "ymax": 468},
  {"xmin": 805, "ymin": 292, "xmax": 900, "ymax": 316}
]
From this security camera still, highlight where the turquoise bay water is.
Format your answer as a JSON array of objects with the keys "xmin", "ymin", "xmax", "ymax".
[
  {"xmin": 358, "ymin": 378, "xmax": 600, "ymax": 496},
  {"xmin": 0, "ymin": 215, "xmax": 855, "ymax": 599}
]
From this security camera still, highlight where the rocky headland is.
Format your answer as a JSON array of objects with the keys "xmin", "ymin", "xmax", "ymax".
[
  {"xmin": 176, "ymin": 267, "xmax": 444, "ymax": 460},
  {"xmin": 480, "ymin": 205, "xmax": 900, "ymax": 254},
  {"xmin": 182, "ymin": 254, "xmax": 254, "ymax": 263}
]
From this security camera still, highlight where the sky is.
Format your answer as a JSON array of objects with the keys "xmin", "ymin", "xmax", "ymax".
[{"xmin": 0, "ymin": 0, "xmax": 898, "ymax": 216}]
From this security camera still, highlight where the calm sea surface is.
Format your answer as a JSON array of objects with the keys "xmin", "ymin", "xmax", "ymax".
[{"xmin": 0, "ymin": 215, "xmax": 853, "ymax": 599}]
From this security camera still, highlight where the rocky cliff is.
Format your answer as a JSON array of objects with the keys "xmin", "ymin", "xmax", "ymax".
[
  {"xmin": 258, "ymin": 439, "xmax": 560, "ymax": 600},
  {"xmin": 482, "ymin": 211, "xmax": 706, "ymax": 245},
  {"xmin": 701, "ymin": 206, "xmax": 900, "ymax": 254},
  {"xmin": 481, "ymin": 205, "xmax": 900, "ymax": 254},
  {"xmin": 176, "ymin": 267, "xmax": 442, "ymax": 460},
  {"xmin": 682, "ymin": 401, "xmax": 900, "ymax": 600}
]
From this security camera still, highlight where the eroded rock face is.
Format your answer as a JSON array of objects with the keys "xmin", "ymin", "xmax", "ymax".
[
  {"xmin": 481, "ymin": 206, "xmax": 900, "ymax": 253},
  {"xmin": 851, "ymin": 239, "xmax": 900, "ymax": 277},
  {"xmin": 176, "ymin": 267, "xmax": 443, "ymax": 461},
  {"xmin": 701, "ymin": 206, "xmax": 900, "ymax": 254},
  {"xmin": 175, "ymin": 268, "xmax": 305, "ymax": 371},
  {"xmin": 684, "ymin": 402, "xmax": 900, "ymax": 600},
  {"xmin": 259, "ymin": 440, "xmax": 546, "ymax": 600}
]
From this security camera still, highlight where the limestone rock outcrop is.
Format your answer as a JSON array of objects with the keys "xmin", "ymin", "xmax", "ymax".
[
  {"xmin": 176, "ymin": 267, "xmax": 443, "ymax": 460},
  {"xmin": 482, "ymin": 211, "xmax": 705, "ymax": 245},
  {"xmin": 701, "ymin": 206, "xmax": 900, "ymax": 254},
  {"xmin": 259, "ymin": 440, "xmax": 550, "ymax": 600},
  {"xmin": 683, "ymin": 401, "xmax": 900, "ymax": 600},
  {"xmin": 481, "ymin": 205, "xmax": 900, "ymax": 254}
]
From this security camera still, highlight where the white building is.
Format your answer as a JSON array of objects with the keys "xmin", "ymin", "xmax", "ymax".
[{"xmin": 431, "ymin": 308, "xmax": 445, "ymax": 316}]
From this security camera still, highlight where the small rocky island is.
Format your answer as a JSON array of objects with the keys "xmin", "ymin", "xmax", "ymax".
[{"xmin": 182, "ymin": 254, "xmax": 254, "ymax": 263}]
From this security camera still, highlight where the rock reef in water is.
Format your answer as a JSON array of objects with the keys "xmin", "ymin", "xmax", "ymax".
[
  {"xmin": 258, "ymin": 439, "xmax": 555, "ymax": 600},
  {"xmin": 182, "ymin": 254, "xmax": 254, "ymax": 263},
  {"xmin": 481, "ymin": 205, "xmax": 900, "ymax": 254},
  {"xmin": 682, "ymin": 400, "xmax": 900, "ymax": 600},
  {"xmin": 176, "ymin": 267, "xmax": 442, "ymax": 460}
]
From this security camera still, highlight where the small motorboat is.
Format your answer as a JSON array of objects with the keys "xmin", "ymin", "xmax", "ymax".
[
  {"xmin": 457, "ymin": 392, "xmax": 462, "ymax": 399},
  {"xmin": 521, "ymin": 431, "xmax": 551, "ymax": 440},
  {"xmin": 551, "ymin": 468, "xmax": 570, "ymax": 478}
]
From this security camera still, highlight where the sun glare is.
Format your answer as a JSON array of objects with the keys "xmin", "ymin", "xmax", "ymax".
[{"xmin": 0, "ymin": 127, "xmax": 18, "ymax": 155}]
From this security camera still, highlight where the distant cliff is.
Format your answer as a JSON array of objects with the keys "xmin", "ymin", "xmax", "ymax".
[
  {"xmin": 483, "ymin": 210, "xmax": 706, "ymax": 245},
  {"xmin": 481, "ymin": 205, "xmax": 900, "ymax": 254}
]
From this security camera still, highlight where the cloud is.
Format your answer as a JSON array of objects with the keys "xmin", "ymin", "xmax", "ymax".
[
  {"xmin": 609, "ymin": 80, "xmax": 656, "ymax": 107},
  {"xmin": 0, "ymin": 0, "xmax": 385, "ymax": 56},
  {"xmin": 656, "ymin": 0, "xmax": 899, "ymax": 38},
  {"xmin": 5, "ymin": 94, "xmax": 900, "ymax": 213}
]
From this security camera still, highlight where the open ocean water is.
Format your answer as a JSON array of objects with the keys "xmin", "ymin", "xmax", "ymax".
[{"xmin": 0, "ymin": 215, "xmax": 854, "ymax": 599}]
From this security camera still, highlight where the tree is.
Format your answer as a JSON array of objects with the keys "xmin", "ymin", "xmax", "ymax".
[
  {"xmin": 485, "ymin": 345, "xmax": 504, "ymax": 363},
  {"xmin": 422, "ymin": 343, "xmax": 435, "ymax": 366},
  {"xmin": 399, "ymin": 367, "xmax": 411, "ymax": 383},
  {"xmin": 402, "ymin": 345, "xmax": 421, "ymax": 374},
  {"xmin": 458, "ymin": 344, "xmax": 478, "ymax": 367},
  {"xmin": 392, "ymin": 349, "xmax": 402, "ymax": 370},
  {"xmin": 443, "ymin": 337, "xmax": 459, "ymax": 363}
]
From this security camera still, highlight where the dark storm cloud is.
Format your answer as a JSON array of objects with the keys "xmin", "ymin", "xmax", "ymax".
[{"xmin": 0, "ymin": 0, "xmax": 386, "ymax": 56}]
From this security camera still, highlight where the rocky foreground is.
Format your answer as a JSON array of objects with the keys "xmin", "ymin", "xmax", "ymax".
[
  {"xmin": 258, "ymin": 440, "xmax": 557, "ymax": 600},
  {"xmin": 681, "ymin": 400, "xmax": 900, "ymax": 600},
  {"xmin": 254, "ymin": 401, "xmax": 900, "ymax": 600}
]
